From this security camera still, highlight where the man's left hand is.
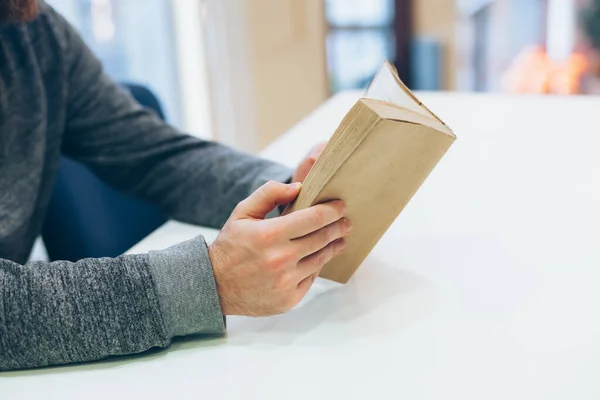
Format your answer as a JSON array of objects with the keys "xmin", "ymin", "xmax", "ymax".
[{"xmin": 292, "ymin": 142, "xmax": 327, "ymax": 183}]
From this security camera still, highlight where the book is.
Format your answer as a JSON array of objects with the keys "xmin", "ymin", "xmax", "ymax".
[{"xmin": 284, "ymin": 61, "xmax": 456, "ymax": 283}]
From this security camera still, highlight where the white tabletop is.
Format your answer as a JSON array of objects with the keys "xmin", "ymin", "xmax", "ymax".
[{"xmin": 4, "ymin": 91, "xmax": 600, "ymax": 399}]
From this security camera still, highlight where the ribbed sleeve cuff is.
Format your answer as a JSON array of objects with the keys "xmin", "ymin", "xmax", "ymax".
[{"xmin": 148, "ymin": 236, "xmax": 225, "ymax": 338}]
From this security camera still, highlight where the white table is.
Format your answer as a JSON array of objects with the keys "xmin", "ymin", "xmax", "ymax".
[{"xmin": 4, "ymin": 91, "xmax": 600, "ymax": 399}]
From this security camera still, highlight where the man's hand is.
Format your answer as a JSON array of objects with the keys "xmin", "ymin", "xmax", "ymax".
[
  {"xmin": 209, "ymin": 180, "xmax": 350, "ymax": 316},
  {"xmin": 293, "ymin": 142, "xmax": 327, "ymax": 183}
]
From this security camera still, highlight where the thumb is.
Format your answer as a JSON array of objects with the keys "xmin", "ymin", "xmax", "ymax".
[{"xmin": 234, "ymin": 181, "xmax": 302, "ymax": 220}]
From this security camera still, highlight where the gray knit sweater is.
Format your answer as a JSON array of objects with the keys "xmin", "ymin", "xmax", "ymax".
[{"xmin": 0, "ymin": 4, "xmax": 291, "ymax": 371}]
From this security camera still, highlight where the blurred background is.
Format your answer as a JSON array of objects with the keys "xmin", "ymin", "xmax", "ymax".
[{"xmin": 47, "ymin": 0, "xmax": 600, "ymax": 152}]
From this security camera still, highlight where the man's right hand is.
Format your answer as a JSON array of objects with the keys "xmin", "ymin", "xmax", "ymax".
[{"xmin": 208, "ymin": 181, "xmax": 350, "ymax": 317}]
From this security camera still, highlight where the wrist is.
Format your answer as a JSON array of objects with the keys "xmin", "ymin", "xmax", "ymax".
[
  {"xmin": 148, "ymin": 236, "xmax": 225, "ymax": 336},
  {"xmin": 208, "ymin": 243, "xmax": 234, "ymax": 316}
]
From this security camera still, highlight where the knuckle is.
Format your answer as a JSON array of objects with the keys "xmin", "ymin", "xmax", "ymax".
[
  {"xmin": 261, "ymin": 229, "xmax": 275, "ymax": 243},
  {"xmin": 310, "ymin": 208, "xmax": 325, "ymax": 227},
  {"xmin": 318, "ymin": 228, "xmax": 330, "ymax": 245},
  {"xmin": 264, "ymin": 180, "xmax": 280, "ymax": 191},
  {"xmin": 333, "ymin": 201, "xmax": 346, "ymax": 218},
  {"xmin": 316, "ymin": 252, "xmax": 327, "ymax": 267},
  {"xmin": 258, "ymin": 225, "xmax": 279, "ymax": 244},
  {"xmin": 266, "ymin": 252, "xmax": 283, "ymax": 269},
  {"xmin": 266, "ymin": 249, "xmax": 294, "ymax": 270},
  {"xmin": 280, "ymin": 248, "xmax": 296, "ymax": 264},
  {"xmin": 327, "ymin": 244, "xmax": 337, "ymax": 260},
  {"xmin": 335, "ymin": 218, "xmax": 346, "ymax": 232},
  {"xmin": 333, "ymin": 220, "xmax": 344, "ymax": 239}
]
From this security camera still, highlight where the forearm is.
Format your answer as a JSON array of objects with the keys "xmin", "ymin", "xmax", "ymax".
[
  {"xmin": 0, "ymin": 236, "xmax": 223, "ymax": 371},
  {"xmin": 71, "ymin": 123, "xmax": 292, "ymax": 228},
  {"xmin": 55, "ymin": 4, "xmax": 292, "ymax": 228},
  {"xmin": 143, "ymin": 144, "xmax": 293, "ymax": 226}
]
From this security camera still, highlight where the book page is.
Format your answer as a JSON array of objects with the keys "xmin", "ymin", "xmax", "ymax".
[
  {"xmin": 365, "ymin": 61, "xmax": 428, "ymax": 116},
  {"xmin": 365, "ymin": 61, "xmax": 447, "ymax": 129}
]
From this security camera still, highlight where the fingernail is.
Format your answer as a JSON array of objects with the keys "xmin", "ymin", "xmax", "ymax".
[
  {"xmin": 337, "ymin": 238, "xmax": 346, "ymax": 252},
  {"xmin": 289, "ymin": 182, "xmax": 302, "ymax": 190}
]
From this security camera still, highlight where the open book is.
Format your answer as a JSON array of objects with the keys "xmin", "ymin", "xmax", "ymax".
[{"xmin": 284, "ymin": 61, "xmax": 456, "ymax": 283}]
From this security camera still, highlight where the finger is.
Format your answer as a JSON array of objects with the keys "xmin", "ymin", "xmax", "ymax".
[
  {"xmin": 293, "ymin": 142, "xmax": 328, "ymax": 182},
  {"xmin": 310, "ymin": 142, "xmax": 327, "ymax": 159},
  {"xmin": 274, "ymin": 200, "xmax": 347, "ymax": 238},
  {"xmin": 296, "ymin": 238, "xmax": 346, "ymax": 281},
  {"xmin": 292, "ymin": 218, "xmax": 351, "ymax": 257},
  {"xmin": 292, "ymin": 157, "xmax": 315, "ymax": 183},
  {"xmin": 233, "ymin": 181, "xmax": 301, "ymax": 220},
  {"xmin": 297, "ymin": 272, "xmax": 319, "ymax": 294}
]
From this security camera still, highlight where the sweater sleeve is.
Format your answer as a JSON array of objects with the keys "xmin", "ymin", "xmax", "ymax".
[
  {"xmin": 52, "ymin": 6, "xmax": 292, "ymax": 229},
  {"xmin": 0, "ymin": 236, "xmax": 223, "ymax": 371},
  {"xmin": 0, "ymin": 7, "xmax": 294, "ymax": 371}
]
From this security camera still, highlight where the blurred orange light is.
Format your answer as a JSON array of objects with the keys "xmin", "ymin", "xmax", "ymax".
[{"xmin": 502, "ymin": 46, "xmax": 588, "ymax": 95}]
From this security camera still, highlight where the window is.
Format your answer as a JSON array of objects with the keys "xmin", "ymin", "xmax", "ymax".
[
  {"xmin": 47, "ymin": 0, "xmax": 182, "ymax": 127},
  {"xmin": 325, "ymin": 0, "xmax": 396, "ymax": 93}
]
